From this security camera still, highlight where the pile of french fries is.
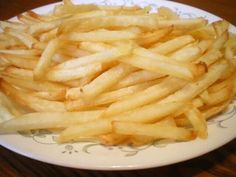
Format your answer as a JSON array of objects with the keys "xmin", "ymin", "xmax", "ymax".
[{"xmin": 0, "ymin": 0, "xmax": 236, "ymax": 146}]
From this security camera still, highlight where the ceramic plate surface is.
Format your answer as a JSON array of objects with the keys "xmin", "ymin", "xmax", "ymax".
[{"xmin": 0, "ymin": 0, "xmax": 236, "ymax": 170}]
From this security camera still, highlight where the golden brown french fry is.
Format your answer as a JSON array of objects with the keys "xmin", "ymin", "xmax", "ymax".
[
  {"xmin": 34, "ymin": 38, "xmax": 60, "ymax": 79},
  {"xmin": 113, "ymin": 121, "xmax": 195, "ymax": 141},
  {"xmin": 0, "ymin": 21, "xmax": 27, "ymax": 31},
  {"xmin": 212, "ymin": 20, "xmax": 229, "ymax": 37},
  {"xmin": 0, "ymin": 110, "xmax": 104, "ymax": 132}
]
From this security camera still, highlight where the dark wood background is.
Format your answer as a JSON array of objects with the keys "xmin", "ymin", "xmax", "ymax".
[{"xmin": 0, "ymin": 0, "xmax": 236, "ymax": 177}]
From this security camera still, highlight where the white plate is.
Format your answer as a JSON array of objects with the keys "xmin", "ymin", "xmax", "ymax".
[{"xmin": 0, "ymin": 0, "xmax": 236, "ymax": 171}]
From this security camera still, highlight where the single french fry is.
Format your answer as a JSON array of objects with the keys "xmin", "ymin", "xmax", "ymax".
[
  {"xmin": 32, "ymin": 90, "xmax": 65, "ymax": 101},
  {"xmin": 2, "ymin": 76, "xmax": 67, "ymax": 92},
  {"xmin": 113, "ymin": 70, "xmax": 165, "ymax": 89},
  {"xmin": 150, "ymin": 35, "xmax": 195, "ymax": 55},
  {"xmin": 0, "ymin": 110, "xmax": 104, "ymax": 133},
  {"xmin": 61, "ymin": 29, "xmax": 138, "ymax": 42},
  {"xmin": 113, "ymin": 121, "xmax": 195, "ymax": 141},
  {"xmin": 34, "ymin": 38, "xmax": 60, "ymax": 79},
  {"xmin": 79, "ymin": 63, "xmax": 135, "ymax": 99},
  {"xmin": 46, "ymin": 63, "xmax": 102, "ymax": 82}
]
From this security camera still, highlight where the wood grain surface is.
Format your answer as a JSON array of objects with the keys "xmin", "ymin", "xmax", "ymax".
[{"xmin": 0, "ymin": 1, "xmax": 236, "ymax": 177}]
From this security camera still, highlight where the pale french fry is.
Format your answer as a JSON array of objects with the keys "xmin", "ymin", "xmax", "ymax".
[
  {"xmin": 58, "ymin": 119, "xmax": 112, "ymax": 143},
  {"xmin": 150, "ymin": 35, "xmax": 195, "ymax": 54},
  {"xmin": 212, "ymin": 20, "xmax": 229, "ymax": 37},
  {"xmin": 195, "ymin": 49, "xmax": 222, "ymax": 66},
  {"xmin": 0, "ymin": 110, "xmax": 104, "ymax": 133},
  {"xmin": 66, "ymin": 80, "xmax": 156, "ymax": 110},
  {"xmin": 39, "ymin": 28, "xmax": 58, "ymax": 42},
  {"xmin": 46, "ymin": 63, "xmax": 102, "ymax": 82},
  {"xmin": 32, "ymin": 90, "xmax": 65, "ymax": 101},
  {"xmin": 109, "ymin": 101, "xmax": 185, "ymax": 123},
  {"xmin": 157, "ymin": 18, "xmax": 207, "ymax": 29},
  {"xmin": 113, "ymin": 70, "xmax": 164, "ymax": 89},
  {"xmin": 2, "ymin": 55, "xmax": 37, "ymax": 69},
  {"xmin": 0, "ymin": 49, "xmax": 41, "ymax": 56},
  {"xmin": 137, "ymin": 27, "xmax": 173, "ymax": 47},
  {"xmin": 0, "ymin": 21, "xmax": 28, "ymax": 31},
  {"xmin": 113, "ymin": 121, "xmax": 195, "ymax": 141},
  {"xmin": 79, "ymin": 63, "xmax": 135, "ymax": 99},
  {"xmin": 55, "ymin": 44, "xmax": 132, "ymax": 70},
  {"xmin": 105, "ymin": 77, "xmax": 186, "ymax": 116},
  {"xmin": 158, "ymin": 7, "xmax": 179, "ymax": 20},
  {"xmin": 79, "ymin": 41, "xmax": 113, "ymax": 52},
  {"xmin": 1, "ymin": 81, "xmax": 65, "ymax": 112},
  {"xmin": 129, "ymin": 47, "xmax": 205, "ymax": 80},
  {"xmin": 61, "ymin": 29, "xmax": 138, "ymax": 42},
  {"xmin": 6, "ymin": 30, "xmax": 38, "ymax": 48},
  {"xmin": 2, "ymin": 66, "xmax": 33, "ymax": 80},
  {"xmin": 34, "ymin": 38, "xmax": 60, "ymax": 79},
  {"xmin": 184, "ymin": 106, "xmax": 207, "ymax": 139},
  {"xmin": 159, "ymin": 61, "xmax": 228, "ymax": 103},
  {"xmin": 2, "ymin": 75, "xmax": 67, "ymax": 92}
]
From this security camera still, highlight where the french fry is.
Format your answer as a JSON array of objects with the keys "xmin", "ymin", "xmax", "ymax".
[
  {"xmin": 0, "ymin": 110, "xmax": 104, "ymax": 133},
  {"xmin": 159, "ymin": 61, "xmax": 228, "ymax": 103},
  {"xmin": 55, "ymin": 44, "xmax": 132, "ymax": 70},
  {"xmin": 2, "ymin": 75, "xmax": 67, "ymax": 92},
  {"xmin": 105, "ymin": 77, "xmax": 186, "ymax": 116},
  {"xmin": 109, "ymin": 101, "xmax": 185, "ymax": 123},
  {"xmin": 61, "ymin": 29, "xmax": 138, "ymax": 42},
  {"xmin": 34, "ymin": 38, "xmax": 60, "ymax": 79},
  {"xmin": 184, "ymin": 106, "xmax": 207, "ymax": 139},
  {"xmin": 66, "ymin": 80, "xmax": 156, "ymax": 110},
  {"xmin": 46, "ymin": 63, "xmax": 102, "ymax": 82},
  {"xmin": 1, "ymin": 81, "xmax": 66, "ymax": 112},
  {"xmin": 79, "ymin": 63, "xmax": 135, "ymax": 99},
  {"xmin": 113, "ymin": 70, "xmax": 164, "ymax": 89},
  {"xmin": 1, "ymin": 55, "xmax": 37, "ymax": 69},
  {"xmin": 150, "ymin": 35, "xmax": 195, "ymax": 54},
  {"xmin": 58, "ymin": 119, "xmax": 112, "ymax": 143},
  {"xmin": 113, "ymin": 121, "xmax": 195, "ymax": 141}
]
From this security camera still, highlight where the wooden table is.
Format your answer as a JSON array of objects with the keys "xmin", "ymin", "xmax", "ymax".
[{"xmin": 0, "ymin": 0, "xmax": 236, "ymax": 176}]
